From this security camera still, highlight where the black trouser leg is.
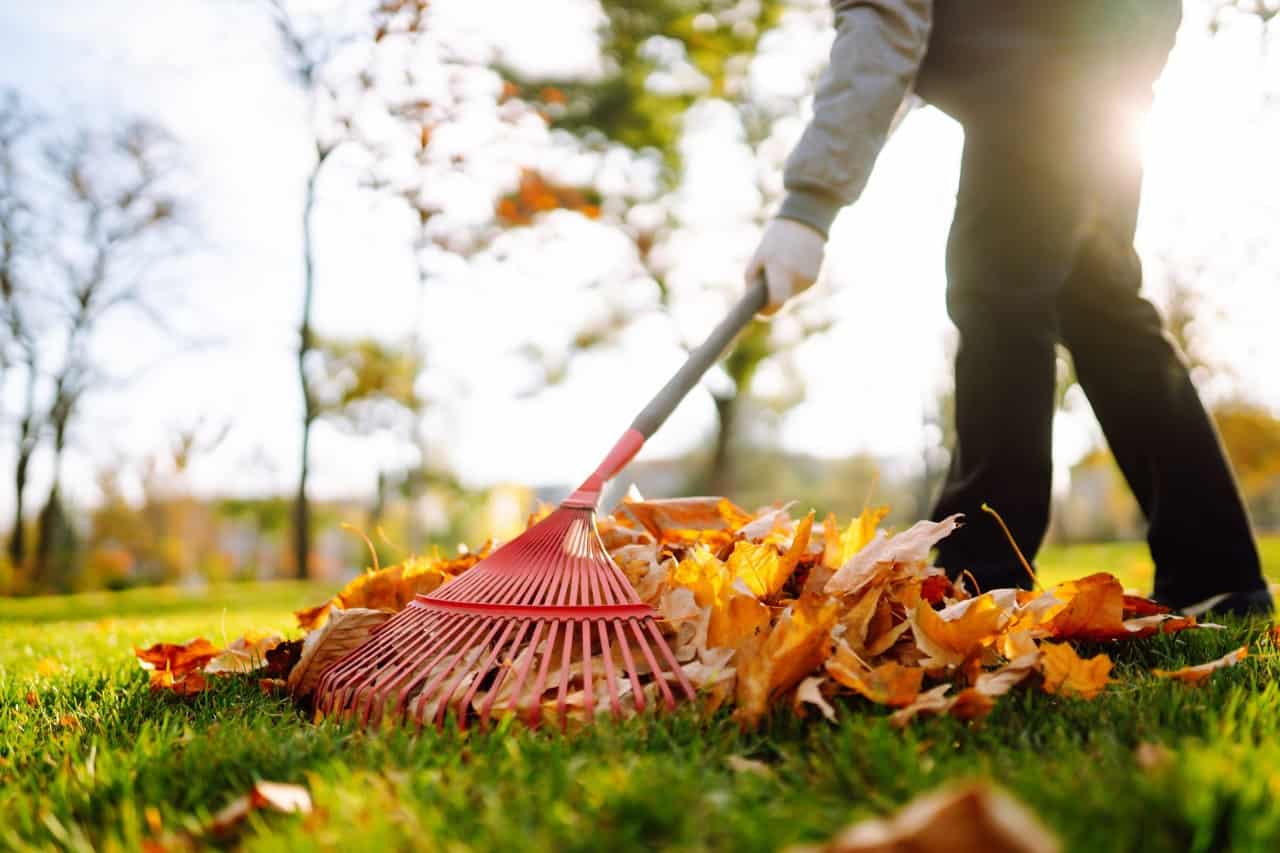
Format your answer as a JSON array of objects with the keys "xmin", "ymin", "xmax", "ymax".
[
  {"xmin": 931, "ymin": 124, "xmax": 1266, "ymax": 604},
  {"xmin": 930, "ymin": 131, "xmax": 1074, "ymax": 589},
  {"xmin": 1056, "ymin": 149, "xmax": 1266, "ymax": 607}
]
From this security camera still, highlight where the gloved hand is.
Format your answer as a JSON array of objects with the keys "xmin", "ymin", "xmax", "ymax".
[{"xmin": 744, "ymin": 217, "xmax": 826, "ymax": 316}]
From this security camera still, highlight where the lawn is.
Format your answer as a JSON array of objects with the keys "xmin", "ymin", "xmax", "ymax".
[{"xmin": 2, "ymin": 540, "xmax": 1280, "ymax": 852}]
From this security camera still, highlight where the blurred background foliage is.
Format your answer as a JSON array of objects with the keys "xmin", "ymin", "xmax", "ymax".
[{"xmin": 0, "ymin": 0, "xmax": 1278, "ymax": 595}]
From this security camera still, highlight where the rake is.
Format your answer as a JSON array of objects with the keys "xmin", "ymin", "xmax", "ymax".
[{"xmin": 314, "ymin": 277, "xmax": 769, "ymax": 730}]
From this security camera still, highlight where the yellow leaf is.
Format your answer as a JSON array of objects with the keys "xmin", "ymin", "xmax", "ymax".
[
  {"xmin": 822, "ymin": 506, "xmax": 889, "ymax": 570},
  {"xmin": 36, "ymin": 658, "xmax": 63, "ymax": 677},
  {"xmin": 1038, "ymin": 643, "xmax": 1113, "ymax": 699},
  {"xmin": 910, "ymin": 594, "xmax": 1009, "ymax": 668}
]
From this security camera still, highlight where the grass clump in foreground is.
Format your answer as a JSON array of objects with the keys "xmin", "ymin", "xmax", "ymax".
[{"xmin": 2, "ymin": 571, "xmax": 1280, "ymax": 852}]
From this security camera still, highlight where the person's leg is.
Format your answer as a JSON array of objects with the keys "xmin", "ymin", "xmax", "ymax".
[
  {"xmin": 930, "ymin": 129, "xmax": 1082, "ymax": 590},
  {"xmin": 1056, "ymin": 138, "xmax": 1269, "ymax": 614}
]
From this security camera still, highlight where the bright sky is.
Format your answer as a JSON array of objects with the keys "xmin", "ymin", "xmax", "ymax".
[{"xmin": 0, "ymin": 0, "xmax": 1277, "ymax": 519}]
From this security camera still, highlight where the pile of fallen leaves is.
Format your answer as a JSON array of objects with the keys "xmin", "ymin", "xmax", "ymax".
[{"xmin": 136, "ymin": 496, "xmax": 1249, "ymax": 728}]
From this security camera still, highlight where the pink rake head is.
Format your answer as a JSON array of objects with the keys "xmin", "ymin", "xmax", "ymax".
[
  {"xmin": 312, "ymin": 468, "xmax": 695, "ymax": 729},
  {"xmin": 312, "ymin": 277, "xmax": 770, "ymax": 730}
]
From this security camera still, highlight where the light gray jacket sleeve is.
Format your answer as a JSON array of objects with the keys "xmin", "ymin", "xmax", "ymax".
[{"xmin": 777, "ymin": 0, "xmax": 932, "ymax": 238}]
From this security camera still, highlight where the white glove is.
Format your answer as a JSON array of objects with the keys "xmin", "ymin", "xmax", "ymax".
[{"xmin": 745, "ymin": 217, "xmax": 826, "ymax": 316}]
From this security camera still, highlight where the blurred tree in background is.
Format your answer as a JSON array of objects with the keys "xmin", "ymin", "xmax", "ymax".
[{"xmin": 0, "ymin": 89, "xmax": 187, "ymax": 592}]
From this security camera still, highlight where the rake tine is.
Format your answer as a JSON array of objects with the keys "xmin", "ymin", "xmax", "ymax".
[
  {"xmin": 612, "ymin": 619, "xmax": 645, "ymax": 714},
  {"xmin": 408, "ymin": 615, "xmax": 491, "ymax": 730},
  {"xmin": 555, "ymin": 621, "xmax": 575, "ymax": 729},
  {"xmin": 582, "ymin": 618, "xmax": 595, "ymax": 722},
  {"xmin": 357, "ymin": 609, "xmax": 449, "ymax": 726},
  {"xmin": 383, "ymin": 611, "xmax": 477, "ymax": 722},
  {"xmin": 646, "ymin": 618, "xmax": 696, "ymax": 704},
  {"xmin": 526, "ymin": 620, "xmax": 560, "ymax": 728},
  {"xmin": 487, "ymin": 619, "xmax": 543, "ymax": 725},
  {"xmin": 628, "ymin": 618, "xmax": 674, "ymax": 709},
  {"xmin": 456, "ymin": 618, "xmax": 522, "ymax": 730},
  {"xmin": 430, "ymin": 618, "xmax": 506, "ymax": 729},
  {"xmin": 596, "ymin": 620, "xmax": 622, "ymax": 718}
]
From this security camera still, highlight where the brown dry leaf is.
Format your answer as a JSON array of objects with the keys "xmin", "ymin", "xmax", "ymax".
[
  {"xmin": 1120, "ymin": 614, "xmax": 1197, "ymax": 639},
  {"xmin": 206, "ymin": 632, "xmax": 283, "ymax": 675},
  {"xmin": 1038, "ymin": 643, "xmax": 1113, "ymax": 699},
  {"xmin": 794, "ymin": 676, "xmax": 837, "ymax": 722},
  {"xmin": 826, "ymin": 644, "xmax": 924, "ymax": 708},
  {"xmin": 623, "ymin": 496, "xmax": 754, "ymax": 546},
  {"xmin": 726, "ymin": 755, "xmax": 775, "ymax": 778},
  {"xmin": 826, "ymin": 514, "xmax": 961, "ymax": 597},
  {"xmin": 887, "ymin": 684, "xmax": 953, "ymax": 727},
  {"xmin": 1152, "ymin": 646, "xmax": 1248, "ymax": 685},
  {"xmin": 790, "ymin": 782, "xmax": 1060, "ymax": 853},
  {"xmin": 910, "ymin": 594, "xmax": 1009, "ymax": 669},
  {"xmin": 735, "ymin": 592, "xmax": 839, "ymax": 726},
  {"xmin": 24, "ymin": 690, "xmax": 38, "ymax": 707},
  {"xmin": 209, "ymin": 781, "xmax": 312, "ymax": 837},
  {"xmin": 1135, "ymin": 742, "xmax": 1173, "ymax": 771},
  {"xmin": 287, "ymin": 608, "xmax": 393, "ymax": 699}
]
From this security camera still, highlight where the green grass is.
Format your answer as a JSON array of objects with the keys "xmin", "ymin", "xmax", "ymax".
[
  {"xmin": 2, "ymin": 550, "xmax": 1280, "ymax": 852},
  {"xmin": 1036, "ymin": 534, "xmax": 1280, "ymax": 592}
]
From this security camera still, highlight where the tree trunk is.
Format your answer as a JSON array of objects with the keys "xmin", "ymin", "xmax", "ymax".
[
  {"xmin": 708, "ymin": 393, "xmax": 738, "ymax": 498},
  {"xmin": 9, "ymin": 441, "xmax": 31, "ymax": 569},
  {"xmin": 293, "ymin": 150, "xmax": 324, "ymax": 580},
  {"xmin": 7, "ymin": 367, "xmax": 38, "ymax": 570},
  {"xmin": 32, "ymin": 417, "xmax": 69, "ymax": 590}
]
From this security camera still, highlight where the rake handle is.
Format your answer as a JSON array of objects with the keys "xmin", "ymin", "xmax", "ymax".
[
  {"xmin": 565, "ymin": 275, "xmax": 769, "ymax": 506},
  {"xmin": 632, "ymin": 274, "xmax": 769, "ymax": 438}
]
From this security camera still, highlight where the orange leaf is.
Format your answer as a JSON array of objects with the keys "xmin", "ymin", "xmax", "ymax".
[
  {"xmin": 1038, "ymin": 643, "xmax": 1113, "ymax": 699},
  {"xmin": 1153, "ymin": 646, "xmax": 1248, "ymax": 685},
  {"xmin": 135, "ymin": 638, "xmax": 221, "ymax": 677},
  {"xmin": 1043, "ymin": 574, "xmax": 1126, "ymax": 641},
  {"xmin": 826, "ymin": 647, "xmax": 924, "ymax": 708},
  {"xmin": 735, "ymin": 592, "xmax": 839, "ymax": 726}
]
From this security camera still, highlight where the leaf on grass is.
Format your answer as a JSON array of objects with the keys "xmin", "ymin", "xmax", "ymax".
[
  {"xmin": 726, "ymin": 755, "xmax": 775, "ymax": 778},
  {"xmin": 888, "ymin": 684, "xmax": 954, "ymax": 727},
  {"xmin": 791, "ymin": 781, "xmax": 1060, "ymax": 853},
  {"xmin": 794, "ymin": 675, "xmax": 837, "ymax": 722},
  {"xmin": 136, "ymin": 638, "xmax": 221, "ymax": 694},
  {"xmin": 206, "ymin": 632, "xmax": 283, "ymax": 674},
  {"xmin": 1135, "ymin": 742, "xmax": 1173, "ymax": 772},
  {"xmin": 209, "ymin": 781, "xmax": 312, "ymax": 836},
  {"xmin": 1152, "ymin": 646, "xmax": 1248, "ymax": 685},
  {"xmin": 287, "ymin": 608, "xmax": 393, "ymax": 699},
  {"xmin": 1038, "ymin": 643, "xmax": 1113, "ymax": 699},
  {"xmin": 36, "ymin": 658, "xmax": 63, "ymax": 677},
  {"xmin": 1043, "ymin": 574, "xmax": 1126, "ymax": 641}
]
